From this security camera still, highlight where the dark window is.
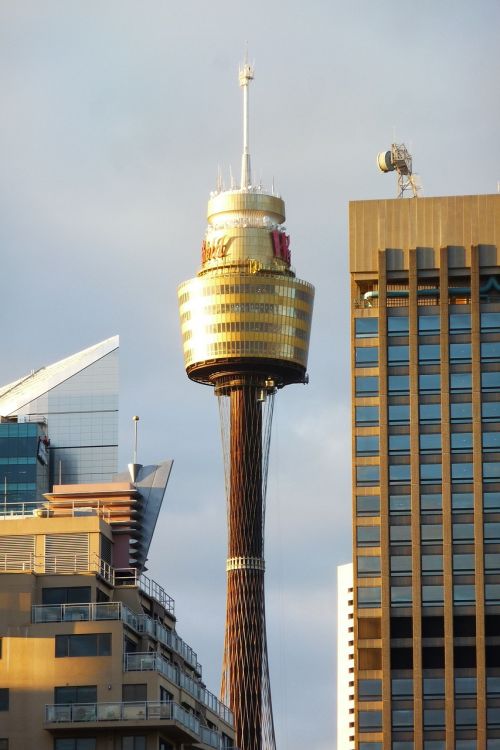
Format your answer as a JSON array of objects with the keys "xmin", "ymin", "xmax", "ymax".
[
  {"xmin": 418, "ymin": 315, "xmax": 440, "ymax": 335},
  {"xmin": 419, "ymin": 403, "xmax": 441, "ymax": 423},
  {"xmin": 0, "ymin": 690, "xmax": 8, "ymax": 711},
  {"xmin": 455, "ymin": 707, "xmax": 476, "ymax": 725},
  {"xmin": 453, "ymin": 523, "xmax": 474, "ymax": 541},
  {"xmin": 358, "ymin": 587, "xmax": 381, "ymax": 608},
  {"xmin": 482, "ymin": 371, "xmax": 500, "ymax": 391},
  {"xmin": 451, "ymin": 402, "xmax": 472, "ymax": 422},
  {"xmin": 122, "ymin": 740, "xmax": 146, "ymax": 750},
  {"xmin": 356, "ymin": 436, "xmax": 379, "ymax": 456},
  {"xmin": 388, "ymin": 375, "xmax": 409, "ymax": 394},
  {"xmin": 389, "ymin": 434, "xmax": 411, "ymax": 454},
  {"xmin": 451, "ymin": 462, "xmax": 474, "ymax": 481},
  {"xmin": 358, "ymin": 679, "xmax": 382, "ymax": 699},
  {"xmin": 55, "ymin": 634, "xmax": 111, "ymax": 658},
  {"xmin": 484, "ymin": 492, "xmax": 500, "ymax": 510},
  {"xmin": 391, "ymin": 678, "xmax": 413, "ymax": 696},
  {"xmin": 391, "ymin": 586, "xmax": 412, "ymax": 605},
  {"xmin": 423, "ymin": 677, "xmax": 444, "ymax": 695},
  {"xmin": 451, "ymin": 371, "xmax": 472, "ymax": 392},
  {"xmin": 452, "ymin": 492, "xmax": 473, "ymax": 511},
  {"xmin": 355, "ymin": 318, "xmax": 378, "ymax": 338},
  {"xmin": 122, "ymin": 685, "xmax": 147, "ymax": 702},
  {"xmin": 424, "ymin": 708, "xmax": 445, "ymax": 727},
  {"xmin": 455, "ymin": 677, "xmax": 477, "ymax": 694},
  {"xmin": 389, "ymin": 464, "xmax": 411, "ymax": 484},
  {"xmin": 160, "ymin": 686, "xmax": 174, "ymax": 703},
  {"xmin": 388, "ymin": 317, "xmax": 409, "ymax": 336},
  {"xmin": 451, "ymin": 432, "xmax": 473, "ymax": 452},
  {"xmin": 356, "ymin": 465, "xmax": 380, "ymax": 486},
  {"xmin": 421, "ymin": 493, "xmax": 442, "ymax": 511},
  {"xmin": 42, "ymin": 587, "xmax": 91, "ymax": 605},
  {"xmin": 389, "ymin": 494, "xmax": 411, "ymax": 513},
  {"xmin": 356, "ymin": 406, "xmax": 379, "ymax": 425},
  {"xmin": 358, "ymin": 710, "xmax": 382, "ymax": 730},
  {"xmin": 482, "ymin": 401, "xmax": 500, "ymax": 421},
  {"xmin": 419, "ymin": 344, "xmax": 440, "ymax": 363},
  {"xmin": 355, "ymin": 376, "xmax": 379, "ymax": 396},
  {"xmin": 422, "ymin": 554, "xmax": 443, "ymax": 572},
  {"xmin": 357, "ymin": 557, "xmax": 381, "ymax": 576},
  {"xmin": 389, "ymin": 405, "xmax": 410, "ymax": 424},
  {"xmin": 357, "ymin": 526, "xmax": 380, "ymax": 546},
  {"xmin": 481, "ymin": 312, "xmax": 500, "ymax": 330},
  {"xmin": 420, "ymin": 463, "xmax": 442, "ymax": 483},
  {"xmin": 453, "ymin": 553, "xmax": 474, "ymax": 571},
  {"xmin": 392, "ymin": 708, "xmax": 413, "ymax": 727},
  {"xmin": 484, "ymin": 463, "xmax": 500, "ymax": 483},
  {"xmin": 422, "ymin": 585, "xmax": 444, "ymax": 603},
  {"xmin": 390, "ymin": 555, "xmax": 411, "ymax": 574},
  {"xmin": 419, "ymin": 374, "xmax": 441, "ymax": 392},
  {"xmin": 0, "ymin": 740, "xmax": 7, "ymax": 750},
  {"xmin": 388, "ymin": 345, "xmax": 409, "ymax": 363},
  {"xmin": 55, "ymin": 742, "xmax": 96, "ymax": 750},
  {"xmin": 359, "ymin": 745, "xmax": 382, "ymax": 750},
  {"xmin": 483, "ymin": 432, "xmax": 500, "ymax": 451},
  {"xmin": 450, "ymin": 313, "xmax": 471, "ymax": 332},
  {"xmin": 356, "ymin": 496, "xmax": 380, "ymax": 516},
  {"xmin": 450, "ymin": 343, "xmax": 471, "ymax": 361},
  {"xmin": 355, "ymin": 347, "xmax": 378, "ymax": 367},
  {"xmin": 55, "ymin": 686, "xmax": 97, "ymax": 704},
  {"xmin": 482, "ymin": 341, "xmax": 500, "ymax": 361}
]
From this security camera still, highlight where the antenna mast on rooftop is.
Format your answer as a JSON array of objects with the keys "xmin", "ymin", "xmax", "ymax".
[{"xmin": 377, "ymin": 142, "xmax": 422, "ymax": 198}]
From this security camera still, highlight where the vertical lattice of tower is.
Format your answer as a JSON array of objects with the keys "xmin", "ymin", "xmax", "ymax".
[{"xmin": 178, "ymin": 60, "xmax": 314, "ymax": 750}]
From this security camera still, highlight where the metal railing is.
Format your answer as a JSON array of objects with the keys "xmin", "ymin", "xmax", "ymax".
[
  {"xmin": 137, "ymin": 616, "xmax": 200, "ymax": 673},
  {"xmin": 45, "ymin": 700, "xmax": 200, "ymax": 736},
  {"xmin": 32, "ymin": 601, "xmax": 139, "ymax": 630},
  {"xmin": 0, "ymin": 552, "xmax": 114, "ymax": 585},
  {"xmin": 124, "ymin": 652, "xmax": 233, "ymax": 726},
  {"xmin": 115, "ymin": 567, "xmax": 175, "ymax": 615}
]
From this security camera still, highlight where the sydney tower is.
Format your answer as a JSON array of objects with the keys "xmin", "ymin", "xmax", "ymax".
[{"xmin": 178, "ymin": 61, "xmax": 314, "ymax": 750}]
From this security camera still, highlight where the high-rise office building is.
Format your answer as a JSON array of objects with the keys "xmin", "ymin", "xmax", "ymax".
[
  {"xmin": 0, "ymin": 336, "xmax": 119, "ymax": 488},
  {"xmin": 350, "ymin": 194, "xmax": 500, "ymax": 749}
]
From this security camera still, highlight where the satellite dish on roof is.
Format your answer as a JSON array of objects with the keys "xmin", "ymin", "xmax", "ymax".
[{"xmin": 377, "ymin": 142, "xmax": 422, "ymax": 198}]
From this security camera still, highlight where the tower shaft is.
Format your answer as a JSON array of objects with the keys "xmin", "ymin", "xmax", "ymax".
[{"xmin": 223, "ymin": 382, "xmax": 266, "ymax": 750}]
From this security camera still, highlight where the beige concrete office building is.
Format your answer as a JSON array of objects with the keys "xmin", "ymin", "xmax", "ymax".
[
  {"xmin": 0, "ymin": 480, "xmax": 234, "ymax": 750},
  {"xmin": 350, "ymin": 194, "xmax": 500, "ymax": 749}
]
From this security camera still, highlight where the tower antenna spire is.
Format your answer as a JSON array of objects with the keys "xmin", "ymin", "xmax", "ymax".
[{"xmin": 239, "ymin": 47, "xmax": 254, "ymax": 190}]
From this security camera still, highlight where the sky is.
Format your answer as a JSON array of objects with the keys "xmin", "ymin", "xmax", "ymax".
[{"xmin": 1, "ymin": 2, "xmax": 499, "ymax": 748}]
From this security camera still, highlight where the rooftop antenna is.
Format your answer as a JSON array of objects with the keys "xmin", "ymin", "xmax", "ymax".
[
  {"xmin": 377, "ymin": 142, "xmax": 422, "ymax": 198},
  {"xmin": 128, "ymin": 415, "xmax": 141, "ymax": 483},
  {"xmin": 239, "ymin": 46, "xmax": 254, "ymax": 190}
]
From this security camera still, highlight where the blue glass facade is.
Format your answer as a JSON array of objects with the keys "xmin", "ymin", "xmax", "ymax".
[{"xmin": 0, "ymin": 420, "xmax": 49, "ymax": 506}]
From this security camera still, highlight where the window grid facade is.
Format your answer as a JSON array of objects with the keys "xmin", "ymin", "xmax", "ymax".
[{"xmin": 350, "ymin": 195, "xmax": 500, "ymax": 750}]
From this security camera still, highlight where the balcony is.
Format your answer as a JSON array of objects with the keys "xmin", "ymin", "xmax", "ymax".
[
  {"xmin": 45, "ymin": 701, "xmax": 223, "ymax": 747},
  {"xmin": 32, "ymin": 602, "xmax": 139, "ymax": 629},
  {"xmin": 115, "ymin": 567, "xmax": 175, "ymax": 615},
  {"xmin": 125, "ymin": 652, "xmax": 233, "ymax": 726},
  {"xmin": 0, "ymin": 551, "xmax": 114, "ymax": 586}
]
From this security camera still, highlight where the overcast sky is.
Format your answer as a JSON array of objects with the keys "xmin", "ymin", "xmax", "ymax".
[{"xmin": 1, "ymin": 2, "xmax": 499, "ymax": 749}]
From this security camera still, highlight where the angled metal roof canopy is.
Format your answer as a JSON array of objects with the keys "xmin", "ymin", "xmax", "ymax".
[{"xmin": 0, "ymin": 335, "xmax": 119, "ymax": 417}]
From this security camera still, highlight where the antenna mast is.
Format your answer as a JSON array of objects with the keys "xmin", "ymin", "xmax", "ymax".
[
  {"xmin": 377, "ymin": 142, "xmax": 422, "ymax": 198},
  {"xmin": 239, "ymin": 52, "xmax": 254, "ymax": 190}
]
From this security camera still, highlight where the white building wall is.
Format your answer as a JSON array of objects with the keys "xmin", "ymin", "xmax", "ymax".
[{"xmin": 337, "ymin": 562, "xmax": 354, "ymax": 750}]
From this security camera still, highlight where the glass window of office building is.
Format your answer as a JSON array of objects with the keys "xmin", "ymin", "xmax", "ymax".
[{"xmin": 0, "ymin": 337, "xmax": 118, "ymax": 487}]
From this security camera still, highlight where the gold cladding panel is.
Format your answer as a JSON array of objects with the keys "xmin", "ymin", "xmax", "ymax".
[{"xmin": 178, "ymin": 274, "xmax": 314, "ymax": 370}]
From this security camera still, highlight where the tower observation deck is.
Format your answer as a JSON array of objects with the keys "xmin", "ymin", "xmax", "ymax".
[{"xmin": 178, "ymin": 60, "xmax": 314, "ymax": 750}]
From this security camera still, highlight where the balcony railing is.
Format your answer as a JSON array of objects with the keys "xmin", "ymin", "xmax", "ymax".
[
  {"xmin": 45, "ymin": 701, "xmax": 200, "ymax": 736},
  {"xmin": 137, "ymin": 615, "xmax": 201, "ymax": 674},
  {"xmin": 115, "ymin": 568, "xmax": 175, "ymax": 615},
  {"xmin": 125, "ymin": 652, "xmax": 233, "ymax": 726},
  {"xmin": 0, "ymin": 552, "xmax": 114, "ymax": 586},
  {"xmin": 32, "ymin": 602, "xmax": 139, "ymax": 630}
]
